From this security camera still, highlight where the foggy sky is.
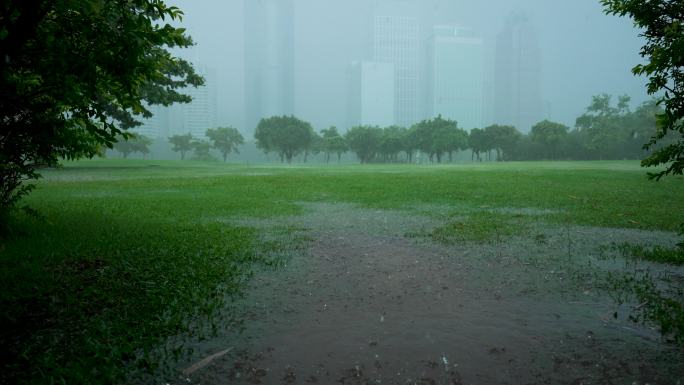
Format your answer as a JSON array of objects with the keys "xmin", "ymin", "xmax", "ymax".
[{"xmin": 169, "ymin": 0, "xmax": 647, "ymax": 134}]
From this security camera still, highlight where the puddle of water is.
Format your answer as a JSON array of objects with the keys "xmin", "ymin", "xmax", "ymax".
[{"xmin": 172, "ymin": 203, "xmax": 683, "ymax": 385}]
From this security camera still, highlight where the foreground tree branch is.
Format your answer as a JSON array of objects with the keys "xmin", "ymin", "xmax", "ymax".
[{"xmin": 0, "ymin": 0, "xmax": 202, "ymax": 220}]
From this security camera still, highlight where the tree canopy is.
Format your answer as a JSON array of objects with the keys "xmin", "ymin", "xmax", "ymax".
[
  {"xmin": 113, "ymin": 134, "xmax": 153, "ymax": 159},
  {"xmin": 601, "ymin": 0, "xmax": 684, "ymax": 179},
  {"xmin": 169, "ymin": 133, "xmax": 194, "ymax": 160},
  {"xmin": 320, "ymin": 126, "xmax": 348, "ymax": 163},
  {"xmin": 530, "ymin": 120, "xmax": 570, "ymax": 160},
  {"xmin": 206, "ymin": 127, "xmax": 244, "ymax": 162},
  {"xmin": 254, "ymin": 116, "xmax": 315, "ymax": 163},
  {"xmin": 345, "ymin": 126, "xmax": 383, "ymax": 163},
  {"xmin": 0, "ymin": 0, "xmax": 202, "ymax": 213},
  {"xmin": 483, "ymin": 124, "xmax": 521, "ymax": 161},
  {"xmin": 410, "ymin": 116, "xmax": 466, "ymax": 163}
]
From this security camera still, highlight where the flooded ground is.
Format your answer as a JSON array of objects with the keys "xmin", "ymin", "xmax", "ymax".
[{"xmin": 174, "ymin": 203, "xmax": 684, "ymax": 385}]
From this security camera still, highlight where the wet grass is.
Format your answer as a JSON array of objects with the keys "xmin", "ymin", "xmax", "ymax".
[
  {"xmin": 39, "ymin": 159, "xmax": 684, "ymax": 231},
  {"xmin": 1, "ymin": 159, "xmax": 683, "ymax": 384},
  {"xmin": 409, "ymin": 211, "xmax": 535, "ymax": 244},
  {"xmin": 612, "ymin": 243, "xmax": 684, "ymax": 265}
]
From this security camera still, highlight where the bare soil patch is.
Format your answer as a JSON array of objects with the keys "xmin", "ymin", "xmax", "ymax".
[{"xmin": 178, "ymin": 203, "xmax": 684, "ymax": 385}]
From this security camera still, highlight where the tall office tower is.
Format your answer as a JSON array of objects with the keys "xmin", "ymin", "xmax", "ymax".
[
  {"xmin": 373, "ymin": 15, "xmax": 420, "ymax": 127},
  {"xmin": 244, "ymin": 0, "xmax": 295, "ymax": 133},
  {"xmin": 180, "ymin": 65, "xmax": 217, "ymax": 139},
  {"xmin": 494, "ymin": 13, "xmax": 543, "ymax": 133},
  {"xmin": 348, "ymin": 61, "xmax": 396, "ymax": 127},
  {"xmin": 428, "ymin": 25, "xmax": 484, "ymax": 130},
  {"xmin": 134, "ymin": 105, "xmax": 169, "ymax": 139}
]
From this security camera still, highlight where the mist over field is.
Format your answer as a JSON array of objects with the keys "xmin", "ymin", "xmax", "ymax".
[
  {"xmin": 2, "ymin": 1, "xmax": 683, "ymax": 384},
  {"xmin": 167, "ymin": 0, "xmax": 646, "ymax": 134}
]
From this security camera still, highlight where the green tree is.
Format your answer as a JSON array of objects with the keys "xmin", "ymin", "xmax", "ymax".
[
  {"xmin": 304, "ymin": 131, "xmax": 322, "ymax": 163},
  {"xmin": 443, "ymin": 125, "xmax": 469, "ymax": 162},
  {"xmin": 483, "ymin": 124, "xmax": 521, "ymax": 161},
  {"xmin": 576, "ymin": 94, "xmax": 634, "ymax": 159},
  {"xmin": 602, "ymin": 0, "xmax": 684, "ymax": 179},
  {"xmin": 206, "ymin": 127, "xmax": 244, "ymax": 162},
  {"xmin": 117, "ymin": 134, "xmax": 154, "ymax": 160},
  {"xmin": 411, "ymin": 116, "xmax": 460, "ymax": 163},
  {"xmin": 113, "ymin": 135, "xmax": 138, "ymax": 159},
  {"xmin": 468, "ymin": 128, "xmax": 490, "ymax": 162},
  {"xmin": 530, "ymin": 120, "xmax": 570, "ymax": 160},
  {"xmin": 345, "ymin": 126, "xmax": 383, "ymax": 163},
  {"xmin": 320, "ymin": 126, "xmax": 348, "ymax": 163},
  {"xmin": 380, "ymin": 126, "xmax": 408, "ymax": 163},
  {"xmin": 624, "ymin": 100, "xmax": 663, "ymax": 158},
  {"xmin": 254, "ymin": 116, "xmax": 314, "ymax": 163},
  {"xmin": 191, "ymin": 139, "xmax": 214, "ymax": 161},
  {"xmin": 135, "ymin": 135, "xmax": 153, "ymax": 159},
  {"xmin": 0, "ymin": 1, "xmax": 202, "ymax": 214},
  {"xmin": 169, "ymin": 133, "xmax": 194, "ymax": 160}
]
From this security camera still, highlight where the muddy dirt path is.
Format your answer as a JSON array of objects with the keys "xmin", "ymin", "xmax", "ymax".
[{"xmin": 179, "ymin": 204, "xmax": 683, "ymax": 385}]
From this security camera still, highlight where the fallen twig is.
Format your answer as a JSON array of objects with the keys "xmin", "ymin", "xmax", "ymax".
[{"xmin": 182, "ymin": 347, "xmax": 233, "ymax": 376}]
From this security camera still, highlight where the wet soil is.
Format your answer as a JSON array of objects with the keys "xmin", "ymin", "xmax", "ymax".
[{"xmin": 176, "ymin": 204, "xmax": 684, "ymax": 385}]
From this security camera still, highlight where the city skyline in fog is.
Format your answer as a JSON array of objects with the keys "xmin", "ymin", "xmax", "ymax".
[{"xmin": 155, "ymin": 0, "xmax": 648, "ymax": 137}]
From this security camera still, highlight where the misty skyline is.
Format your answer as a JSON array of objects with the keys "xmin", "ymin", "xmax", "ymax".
[{"xmin": 164, "ymin": 0, "xmax": 647, "ymax": 136}]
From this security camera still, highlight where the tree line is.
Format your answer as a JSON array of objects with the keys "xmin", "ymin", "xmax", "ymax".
[
  {"xmin": 249, "ymin": 94, "xmax": 664, "ymax": 163},
  {"xmin": 118, "ymin": 94, "xmax": 664, "ymax": 164},
  {"xmin": 114, "ymin": 127, "xmax": 244, "ymax": 162}
]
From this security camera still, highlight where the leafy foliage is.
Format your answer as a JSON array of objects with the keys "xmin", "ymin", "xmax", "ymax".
[
  {"xmin": 254, "ymin": 116, "xmax": 315, "ymax": 162},
  {"xmin": 320, "ymin": 126, "xmax": 348, "ymax": 163},
  {"xmin": 345, "ymin": 125, "xmax": 384, "ymax": 163},
  {"xmin": 169, "ymin": 133, "xmax": 194, "ymax": 160},
  {"xmin": 191, "ymin": 139, "xmax": 214, "ymax": 161},
  {"xmin": 0, "ymin": 0, "xmax": 202, "ymax": 216},
  {"xmin": 410, "ymin": 116, "xmax": 467, "ymax": 163},
  {"xmin": 530, "ymin": 120, "xmax": 569, "ymax": 160},
  {"xmin": 602, "ymin": 0, "xmax": 684, "ymax": 180},
  {"xmin": 206, "ymin": 127, "xmax": 244, "ymax": 162},
  {"xmin": 113, "ymin": 134, "xmax": 153, "ymax": 159},
  {"xmin": 483, "ymin": 124, "xmax": 521, "ymax": 161},
  {"xmin": 468, "ymin": 128, "xmax": 490, "ymax": 161}
]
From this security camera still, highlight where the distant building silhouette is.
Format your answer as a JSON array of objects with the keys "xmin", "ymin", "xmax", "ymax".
[
  {"xmin": 428, "ymin": 25, "xmax": 484, "ymax": 130},
  {"xmin": 134, "ymin": 104, "xmax": 169, "ymax": 139},
  {"xmin": 244, "ymin": 0, "xmax": 295, "ymax": 133},
  {"xmin": 373, "ymin": 15, "xmax": 420, "ymax": 127},
  {"xmin": 494, "ymin": 13, "xmax": 543, "ymax": 133},
  {"xmin": 179, "ymin": 65, "xmax": 217, "ymax": 139},
  {"xmin": 348, "ymin": 61, "xmax": 396, "ymax": 127}
]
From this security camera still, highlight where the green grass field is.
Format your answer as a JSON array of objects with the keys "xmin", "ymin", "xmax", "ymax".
[{"xmin": 1, "ymin": 159, "xmax": 683, "ymax": 384}]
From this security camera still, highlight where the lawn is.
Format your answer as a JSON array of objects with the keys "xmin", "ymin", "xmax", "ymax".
[{"xmin": 1, "ymin": 159, "xmax": 682, "ymax": 384}]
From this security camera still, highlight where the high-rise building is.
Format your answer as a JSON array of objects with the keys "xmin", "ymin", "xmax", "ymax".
[
  {"xmin": 179, "ymin": 65, "xmax": 217, "ymax": 139},
  {"xmin": 494, "ymin": 13, "xmax": 543, "ymax": 133},
  {"xmin": 133, "ymin": 104, "xmax": 169, "ymax": 139},
  {"xmin": 428, "ymin": 25, "xmax": 484, "ymax": 130},
  {"xmin": 373, "ymin": 15, "xmax": 420, "ymax": 127},
  {"xmin": 244, "ymin": 0, "xmax": 295, "ymax": 133},
  {"xmin": 348, "ymin": 61, "xmax": 395, "ymax": 127}
]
